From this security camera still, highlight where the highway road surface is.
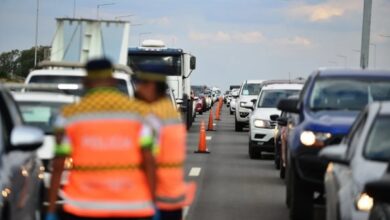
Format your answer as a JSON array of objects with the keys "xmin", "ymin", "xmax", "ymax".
[{"xmin": 184, "ymin": 106, "xmax": 289, "ymax": 220}]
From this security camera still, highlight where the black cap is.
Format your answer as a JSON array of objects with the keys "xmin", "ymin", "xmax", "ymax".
[{"xmin": 85, "ymin": 58, "xmax": 113, "ymax": 71}]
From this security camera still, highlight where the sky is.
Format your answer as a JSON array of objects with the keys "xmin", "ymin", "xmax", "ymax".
[{"xmin": 1, "ymin": 0, "xmax": 390, "ymax": 90}]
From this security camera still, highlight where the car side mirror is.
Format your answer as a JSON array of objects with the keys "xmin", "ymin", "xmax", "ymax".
[
  {"xmin": 270, "ymin": 114, "xmax": 279, "ymax": 121},
  {"xmin": 10, "ymin": 125, "xmax": 44, "ymax": 151},
  {"xmin": 319, "ymin": 144, "xmax": 349, "ymax": 165},
  {"xmin": 277, "ymin": 117, "xmax": 288, "ymax": 126},
  {"xmin": 277, "ymin": 98, "xmax": 300, "ymax": 114},
  {"xmin": 190, "ymin": 56, "xmax": 196, "ymax": 70}
]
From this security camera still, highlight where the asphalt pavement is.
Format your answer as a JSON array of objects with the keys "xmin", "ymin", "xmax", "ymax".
[{"xmin": 184, "ymin": 105, "xmax": 289, "ymax": 220}]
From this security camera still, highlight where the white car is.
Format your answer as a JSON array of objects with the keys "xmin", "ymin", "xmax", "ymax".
[
  {"xmin": 230, "ymin": 88, "xmax": 240, "ymax": 115},
  {"xmin": 320, "ymin": 101, "xmax": 390, "ymax": 220},
  {"xmin": 25, "ymin": 68, "xmax": 134, "ymax": 97},
  {"xmin": 235, "ymin": 80, "xmax": 264, "ymax": 131},
  {"xmin": 12, "ymin": 91, "xmax": 78, "ymax": 187},
  {"xmin": 248, "ymin": 83, "xmax": 302, "ymax": 159}
]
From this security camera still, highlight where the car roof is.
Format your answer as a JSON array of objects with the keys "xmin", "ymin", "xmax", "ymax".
[
  {"xmin": 316, "ymin": 68, "xmax": 390, "ymax": 78},
  {"xmin": 262, "ymin": 83, "xmax": 303, "ymax": 90},
  {"xmin": 245, "ymin": 80, "xmax": 264, "ymax": 84},
  {"xmin": 27, "ymin": 69, "xmax": 130, "ymax": 80},
  {"xmin": 12, "ymin": 91, "xmax": 77, "ymax": 103}
]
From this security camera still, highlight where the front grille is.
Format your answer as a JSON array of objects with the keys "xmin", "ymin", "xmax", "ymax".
[
  {"xmin": 240, "ymin": 112, "xmax": 249, "ymax": 117},
  {"xmin": 255, "ymin": 134, "xmax": 266, "ymax": 139},
  {"xmin": 270, "ymin": 121, "xmax": 277, "ymax": 128}
]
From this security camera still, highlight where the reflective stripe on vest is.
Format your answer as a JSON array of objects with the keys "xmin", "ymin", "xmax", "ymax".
[{"xmin": 61, "ymin": 191, "xmax": 154, "ymax": 211}]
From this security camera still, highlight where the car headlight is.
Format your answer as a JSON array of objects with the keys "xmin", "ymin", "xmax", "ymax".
[
  {"xmin": 254, "ymin": 119, "xmax": 270, "ymax": 128},
  {"xmin": 356, "ymin": 193, "xmax": 374, "ymax": 212},
  {"xmin": 240, "ymin": 102, "xmax": 246, "ymax": 107},
  {"xmin": 300, "ymin": 131, "xmax": 332, "ymax": 147}
]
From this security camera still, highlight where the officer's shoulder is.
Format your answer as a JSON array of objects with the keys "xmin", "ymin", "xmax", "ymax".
[{"xmin": 152, "ymin": 98, "xmax": 180, "ymax": 119}]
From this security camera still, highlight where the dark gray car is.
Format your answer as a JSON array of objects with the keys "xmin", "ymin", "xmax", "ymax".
[{"xmin": 0, "ymin": 85, "xmax": 45, "ymax": 220}]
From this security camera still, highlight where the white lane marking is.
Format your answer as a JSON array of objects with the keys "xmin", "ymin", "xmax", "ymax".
[
  {"xmin": 189, "ymin": 167, "xmax": 201, "ymax": 177},
  {"xmin": 206, "ymin": 136, "xmax": 212, "ymax": 141},
  {"xmin": 183, "ymin": 206, "xmax": 190, "ymax": 219}
]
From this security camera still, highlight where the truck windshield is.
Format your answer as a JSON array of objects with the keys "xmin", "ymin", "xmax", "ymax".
[
  {"xmin": 258, "ymin": 90, "xmax": 300, "ymax": 108},
  {"xmin": 241, "ymin": 83, "xmax": 262, "ymax": 96},
  {"xmin": 28, "ymin": 75, "xmax": 129, "ymax": 96},
  {"xmin": 364, "ymin": 116, "xmax": 390, "ymax": 162},
  {"xmin": 310, "ymin": 78, "xmax": 390, "ymax": 111},
  {"xmin": 128, "ymin": 54, "xmax": 182, "ymax": 76}
]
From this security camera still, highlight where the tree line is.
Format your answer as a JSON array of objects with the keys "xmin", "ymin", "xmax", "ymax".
[{"xmin": 0, "ymin": 47, "xmax": 46, "ymax": 80}]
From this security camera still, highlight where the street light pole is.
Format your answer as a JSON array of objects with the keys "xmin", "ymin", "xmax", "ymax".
[
  {"xmin": 97, "ymin": 3, "xmax": 115, "ymax": 19},
  {"xmin": 34, "ymin": 0, "xmax": 40, "ymax": 67},
  {"xmin": 138, "ymin": 32, "xmax": 152, "ymax": 46},
  {"xmin": 370, "ymin": 43, "xmax": 376, "ymax": 69},
  {"xmin": 73, "ymin": 0, "xmax": 76, "ymax": 18},
  {"xmin": 360, "ymin": 0, "xmax": 373, "ymax": 69}
]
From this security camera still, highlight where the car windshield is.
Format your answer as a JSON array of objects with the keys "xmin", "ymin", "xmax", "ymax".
[
  {"xmin": 258, "ymin": 90, "xmax": 301, "ymax": 108},
  {"xmin": 29, "ymin": 75, "xmax": 129, "ymax": 95},
  {"xmin": 192, "ymin": 87, "xmax": 204, "ymax": 96},
  {"xmin": 364, "ymin": 116, "xmax": 390, "ymax": 162},
  {"xmin": 310, "ymin": 78, "xmax": 390, "ymax": 111},
  {"xmin": 241, "ymin": 83, "xmax": 262, "ymax": 96},
  {"xmin": 18, "ymin": 101, "xmax": 68, "ymax": 134}
]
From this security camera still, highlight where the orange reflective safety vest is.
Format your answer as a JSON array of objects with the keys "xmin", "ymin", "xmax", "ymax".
[
  {"xmin": 149, "ymin": 98, "xmax": 196, "ymax": 210},
  {"xmin": 58, "ymin": 90, "xmax": 154, "ymax": 218}
]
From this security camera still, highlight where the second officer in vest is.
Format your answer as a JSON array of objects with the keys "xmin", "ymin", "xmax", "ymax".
[{"xmin": 132, "ymin": 63, "xmax": 196, "ymax": 220}]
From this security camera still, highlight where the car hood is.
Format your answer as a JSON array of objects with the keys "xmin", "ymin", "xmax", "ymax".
[
  {"xmin": 305, "ymin": 111, "xmax": 359, "ymax": 134},
  {"xmin": 251, "ymin": 108, "xmax": 280, "ymax": 120}
]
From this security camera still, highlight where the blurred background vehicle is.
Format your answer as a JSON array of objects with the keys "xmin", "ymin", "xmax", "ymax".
[
  {"xmin": 230, "ymin": 88, "xmax": 240, "ymax": 115},
  {"xmin": 321, "ymin": 101, "xmax": 390, "ymax": 220},
  {"xmin": 235, "ymin": 80, "xmax": 264, "ymax": 131},
  {"xmin": 249, "ymin": 83, "xmax": 303, "ymax": 159},
  {"xmin": 278, "ymin": 69, "xmax": 390, "ymax": 220},
  {"xmin": 129, "ymin": 39, "xmax": 197, "ymax": 129},
  {"xmin": 0, "ymin": 84, "xmax": 45, "ymax": 220}
]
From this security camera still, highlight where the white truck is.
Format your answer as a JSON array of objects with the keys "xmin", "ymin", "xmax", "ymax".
[{"xmin": 128, "ymin": 40, "xmax": 197, "ymax": 129}]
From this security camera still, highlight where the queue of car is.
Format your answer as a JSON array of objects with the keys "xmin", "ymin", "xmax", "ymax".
[{"xmin": 226, "ymin": 68, "xmax": 390, "ymax": 220}]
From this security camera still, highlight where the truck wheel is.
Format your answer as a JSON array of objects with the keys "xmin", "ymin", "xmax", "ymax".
[
  {"xmin": 289, "ymin": 161, "xmax": 313, "ymax": 220},
  {"xmin": 249, "ymin": 141, "xmax": 262, "ymax": 159}
]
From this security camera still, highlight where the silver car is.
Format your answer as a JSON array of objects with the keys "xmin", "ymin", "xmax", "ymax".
[
  {"xmin": 320, "ymin": 101, "xmax": 390, "ymax": 220},
  {"xmin": 0, "ymin": 85, "xmax": 45, "ymax": 220}
]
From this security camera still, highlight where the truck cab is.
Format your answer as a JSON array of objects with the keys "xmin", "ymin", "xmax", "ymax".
[{"xmin": 128, "ymin": 40, "xmax": 196, "ymax": 129}]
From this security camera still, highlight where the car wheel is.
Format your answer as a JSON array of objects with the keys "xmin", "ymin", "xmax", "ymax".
[
  {"xmin": 235, "ymin": 120, "xmax": 243, "ymax": 132},
  {"xmin": 249, "ymin": 141, "xmax": 262, "ymax": 159},
  {"xmin": 289, "ymin": 161, "xmax": 313, "ymax": 220},
  {"xmin": 199, "ymin": 111, "xmax": 203, "ymax": 115},
  {"xmin": 230, "ymin": 110, "xmax": 233, "ymax": 115}
]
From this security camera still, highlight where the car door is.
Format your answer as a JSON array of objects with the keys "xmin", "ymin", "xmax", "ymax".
[
  {"xmin": 0, "ymin": 90, "xmax": 41, "ymax": 220},
  {"xmin": 332, "ymin": 111, "xmax": 368, "ymax": 220}
]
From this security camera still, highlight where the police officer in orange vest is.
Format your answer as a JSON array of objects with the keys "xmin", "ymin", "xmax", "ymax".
[
  {"xmin": 132, "ymin": 63, "xmax": 196, "ymax": 220},
  {"xmin": 46, "ymin": 58, "xmax": 156, "ymax": 220}
]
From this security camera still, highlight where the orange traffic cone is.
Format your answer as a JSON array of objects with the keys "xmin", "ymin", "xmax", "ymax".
[
  {"xmin": 215, "ymin": 105, "xmax": 221, "ymax": 121},
  {"xmin": 194, "ymin": 121, "xmax": 210, "ymax": 154},
  {"xmin": 207, "ymin": 109, "xmax": 215, "ymax": 131}
]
